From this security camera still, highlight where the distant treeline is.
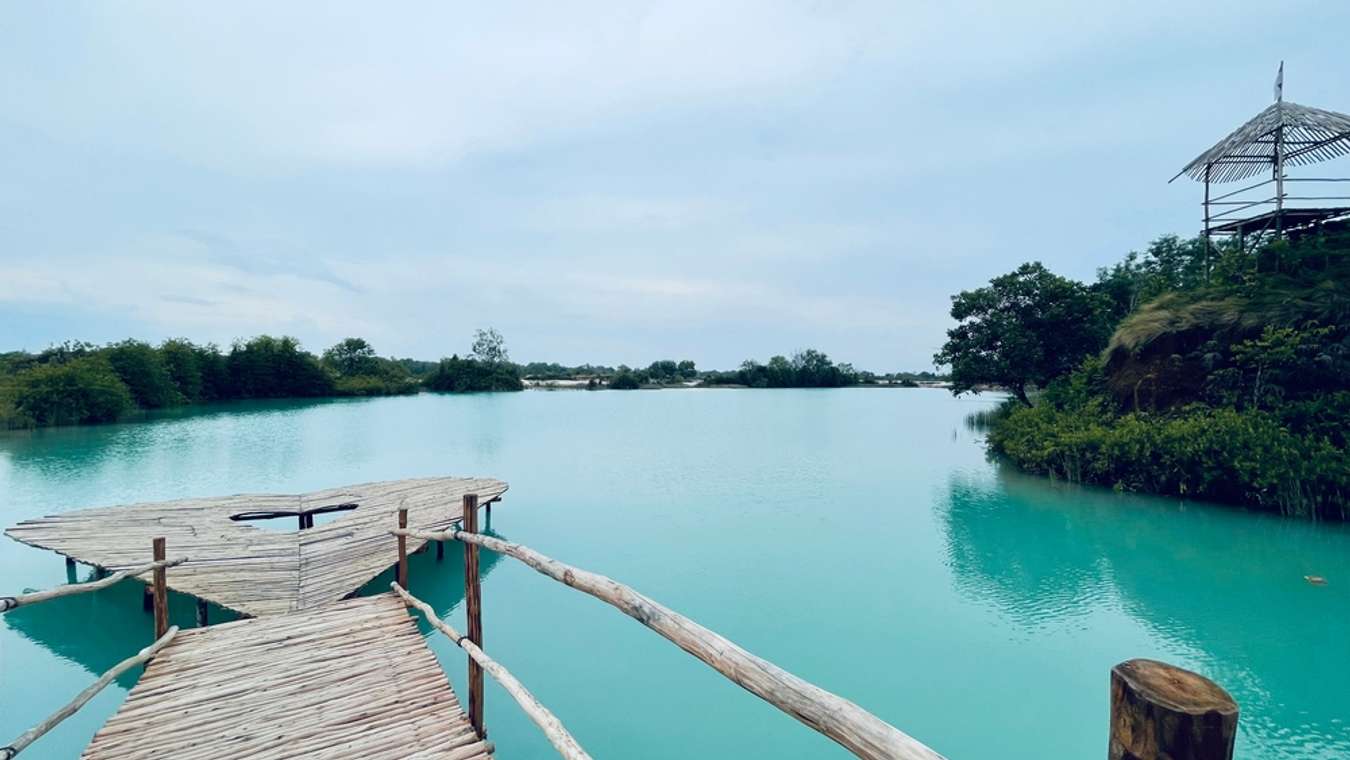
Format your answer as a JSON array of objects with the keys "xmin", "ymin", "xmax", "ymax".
[
  {"xmin": 0, "ymin": 330, "xmax": 525, "ymax": 429},
  {"xmin": 0, "ymin": 325, "xmax": 943, "ymax": 429}
]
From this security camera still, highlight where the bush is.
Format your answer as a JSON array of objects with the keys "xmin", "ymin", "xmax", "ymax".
[
  {"xmin": 989, "ymin": 400, "xmax": 1348, "ymax": 520},
  {"xmin": 226, "ymin": 336, "xmax": 334, "ymax": 398},
  {"xmin": 10, "ymin": 358, "xmax": 135, "ymax": 426},
  {"xmin": 424, "ymin": 356, "xmax": 523, "ymax": 392},
  {"xmin": 106, "ymin": 340, "xmax": 178, "ymax": 408},
  {"xmin": 608, "ymin": 371, "xmax": 641, "ymax": 390}
]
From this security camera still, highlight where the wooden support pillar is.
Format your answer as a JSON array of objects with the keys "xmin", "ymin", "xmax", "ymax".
[
  {"xmin": 396, "ymin": 509, "xmax": 409, "ymax": 589},
  {"xmin": 463, "ymin": 493, "xmax": 484, "ymax": 739},
  {"xmin": 65, "ymin": 556, "xmax": 76, "ymax": 571},
  {"xmin": 1109, "ymin": 659, "xmax": 1237, "ymax": 760},
  {"xmin": 436, "ymin": 539, "xmax": 444, "ymax": 561},
  {"xmin": 66, "ymin": 557, "xmax": 78, "ymax": 584},
  {"xmin": 195, "ymin": 598, "xmax": 209, "ymax": 627},
  {"xmin": 151, "ymin": 538, "xmax": 169, "ymax": 640}
]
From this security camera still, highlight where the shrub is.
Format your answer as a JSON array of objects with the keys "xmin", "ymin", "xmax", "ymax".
[
  {"xmin": 105, "ymin": 340, "xmax": 178, "ymax": 408},
  {"xmin": 11, "ymin": 358, "xmax": 135, "ymax": 426},
  {"xmin": 424, "ymin": 356, "xmax": 523, "ymax": 392},
  {"xmin": 608, "ymin": 371, "xmax": 641, "ymax": 390}
]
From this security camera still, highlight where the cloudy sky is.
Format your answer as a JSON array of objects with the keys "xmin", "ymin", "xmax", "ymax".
[{"xmin": 2, "ymin": 2, "xmax": 1347, "ymax": 371}]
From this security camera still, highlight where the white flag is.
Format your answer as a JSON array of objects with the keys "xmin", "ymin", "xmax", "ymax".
[{"xmin": 1274, "ymin": 61, "xmax": 1284, "ymax": 102}]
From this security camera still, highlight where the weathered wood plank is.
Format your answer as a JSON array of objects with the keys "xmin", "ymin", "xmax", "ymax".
[
  {"xmin": 82, "ymin": 594, "xmax": 491, "ymax": 760},
  {"xmin": 4, "ymin": 477, "xmax": 507, "ymax": 618}
]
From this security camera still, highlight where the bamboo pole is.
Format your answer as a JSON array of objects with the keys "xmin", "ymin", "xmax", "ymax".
[
  {"xmin": 0, "ymin": 558, "xmax": 186, "ymax": 613},
  {"xmin": 0, "ymin": 626, "xmax": 178, "ymax": 759},
  {"xmin": 397, "ymin": 508, "xmax": 409, "ymax": 589},
  {"xmin": 395, "ymin": 528, "xmax": 945, "ymax": 760},
  {"xmin": 152, "ymin": 538, "xmax": 168, "ymax": 640},
  {"xmin": 462, "ymin": 493, "xmax": 484, "ymax": 739},
  {"xmin": 392, "ymin": 583, "xmax": 591, "ymax": 760}
]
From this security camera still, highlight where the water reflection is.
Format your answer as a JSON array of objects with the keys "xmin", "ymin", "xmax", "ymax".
[{"xmin": 939, "ymin": 465, "xmax": 1350, "ymax": 756}]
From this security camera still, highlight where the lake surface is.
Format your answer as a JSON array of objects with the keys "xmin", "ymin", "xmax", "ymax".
[{"xmin": 1, "ymin": 389, "xmax": 1347, "ymax": 758}]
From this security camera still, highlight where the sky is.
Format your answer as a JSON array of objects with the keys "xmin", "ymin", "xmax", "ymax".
[{"xmin": 2, "ymin": 2, "xmax": 1348, "ymax": 371}]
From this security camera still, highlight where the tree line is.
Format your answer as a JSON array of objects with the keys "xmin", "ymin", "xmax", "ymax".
[{"xmin": 937, "ymin": 232, "xmax": 1350, "ymax": 519}]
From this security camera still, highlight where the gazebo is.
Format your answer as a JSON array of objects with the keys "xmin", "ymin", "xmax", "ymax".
[{"xmin": 1172, "ymin": 70, "xmax": 1350, "ymax": 249}]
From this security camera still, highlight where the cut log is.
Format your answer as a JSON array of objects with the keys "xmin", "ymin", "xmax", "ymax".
[{"xmin": 1109, "ymin": 659, "xmax": 1238, "ymax": 760}]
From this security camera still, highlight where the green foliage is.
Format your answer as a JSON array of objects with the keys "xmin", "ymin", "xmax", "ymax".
[
  {"xmin": 424, "ymin": 355, "xmax": 523, "ymax": 393},
  {"xmin": 608, "ymin": 370, "xmax": 641, "ymax": 390},
  {"xmin": 976, "ymin": 232, "xmax": 1350, "ymax": 519},
  {"xmin": 706, "ymin": 349, "xmax": 859, "ymax": 388},
  {"xmin": 989, "ymin": 399, "xmax": 1348, "ymax": 520},
  {"xmin": 934, "ymin": 262, "xmax": 1113, "ymax": 404},
  {"xmin": 322, "ymin": 338, "xmax": 380, "ymax": 377},
  {"xmin": 105, "ymin": 340, "xmax": 178, "ymax": 408},
  {"xmin": 10, "ymin": 358, "xmax": 135, "ymax": 427},
  {"xmin": 226, "ymin": 336, "xmax": 335, "ymax": 398}
]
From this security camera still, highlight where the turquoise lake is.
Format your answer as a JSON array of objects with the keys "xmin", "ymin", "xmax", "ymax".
[{"xmin": 1, "ymin": 389, "xmax": 1347, "ymax": 758}]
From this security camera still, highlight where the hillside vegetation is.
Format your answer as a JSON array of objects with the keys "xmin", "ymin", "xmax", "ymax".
[{"xmin": 941, "ymin": 232, "xmax": 1350, "ymax": 519}]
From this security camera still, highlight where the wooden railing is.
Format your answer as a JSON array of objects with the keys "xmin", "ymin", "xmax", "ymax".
[
  {"xmin": 2, "ymin": 543, "xmax": 185, "ymax": 758},
  {"xmin": 393, "ymin": 496, "xmax": 946, "ymax": 760},
  {"xmin": 394, "ymin": 494, "xmax": 1243, "ymax": 760}
]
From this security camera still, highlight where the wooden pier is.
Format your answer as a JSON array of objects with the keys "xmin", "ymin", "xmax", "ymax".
[
  {"xmin": 4, "ymin": 477, "xmax": 506, "ymax": 617},
  {"xmin": 4, "ymin": 480, "xmax": 1241, "ymax": 760},
  {"xmin": 82, "ymin": 593, "xmax": 493, "ymax": 760}
]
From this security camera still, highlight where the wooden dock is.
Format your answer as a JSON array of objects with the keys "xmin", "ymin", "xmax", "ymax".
[
  {"xmin": 82, "ymin": 593, "xmax": 493, "ymax": 760},
  {"xmin": 4, "ymin": 477, "xmax": 507, "ymax": 618}
]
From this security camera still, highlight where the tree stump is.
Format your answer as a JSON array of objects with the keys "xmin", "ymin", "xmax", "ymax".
[{"xmin": 1109, "ymin": 659, "xmax": 1238, "ymax": 760}]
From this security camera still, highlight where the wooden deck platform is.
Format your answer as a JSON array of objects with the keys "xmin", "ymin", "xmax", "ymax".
[
  {"xmin": 4, "ymin": 477, "xmax": 507, "ymax": 618},
  {"xmin": 82, "ymin": 593, "xmax": 493, "ymax": 760}
]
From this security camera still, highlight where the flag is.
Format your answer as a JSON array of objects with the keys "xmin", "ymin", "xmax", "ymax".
[{"xmin": 1274, "ymin": 61, "xmax": 1284, "ymax": 102}]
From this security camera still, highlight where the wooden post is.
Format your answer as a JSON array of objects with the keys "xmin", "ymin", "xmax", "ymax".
[
  {"xmin": 436, "ymin": 539, "xmax": 444, "ymax": 561},
  {"xmin": 195, "ymin": 598, "xmax": 208, "ymax": 627},
  {"xmin": 151, "ymin": 538, "xmax": 168, "ymax": 640},
  {"xmin": 463, "ymin": 493, "xmax": 484, "ymax": 739},
  {"xmin": 65, "ymin": 556, "xmax": 76, "ymax": 584},
  {"xmin": 1109, "ymin": 659, "xmax": 1238, "ymax": 760},
  {"xmin": 396, "ymin": 509, "xmax": 409, "ymax": 589}
]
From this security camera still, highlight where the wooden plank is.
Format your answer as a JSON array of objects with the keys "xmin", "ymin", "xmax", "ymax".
[
  {"xmin": 82, "ymin": 594, "xmax": 492, "ymax": 760},
  {"xmin": 4, "ymin": 478, "xmax": 507, "ymax": 618}
]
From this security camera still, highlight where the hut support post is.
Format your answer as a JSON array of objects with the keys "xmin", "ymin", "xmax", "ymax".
[
  {"xmin": 195, "ymin": 599, "xmax": 208, "ymax": 627},
  {"xmin": 396, "ymin": 509, "xmax": 409, "ymax": 589},
  {"xmin": 1108, "ymin": 659, "xmax": 1237, "ymax": 760},
  {"xmin": 151, "ymin": 538, "xmax": 168, "ymax": 640},
  {"xmin": 463, "ymin": 493, "xmax": 484, "ymax": 739}
]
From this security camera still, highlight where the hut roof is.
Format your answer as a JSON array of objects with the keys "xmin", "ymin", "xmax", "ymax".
[{"xmin": 1174, "ymin": 101, "xmax": 1350, "ymax": 184}]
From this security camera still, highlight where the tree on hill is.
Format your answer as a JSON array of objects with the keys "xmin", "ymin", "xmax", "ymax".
[{"xmin": 934, "ymin": 262, "xmax": 1112, "ymax": 405}]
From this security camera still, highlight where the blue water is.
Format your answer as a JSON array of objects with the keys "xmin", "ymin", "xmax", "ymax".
[{"xmin": 1, "ymin": 389, "xmax": 1347, "ymax": 758}]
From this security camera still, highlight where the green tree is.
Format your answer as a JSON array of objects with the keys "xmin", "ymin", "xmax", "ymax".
[
  {"xmin": 935, "ymin": 262, "xmax": 1111, "ymax": 405},
  {"xmin": 323, "ymin": 338, "xmax": 380, "ymax": 376},
  {"xmin": 160, "ymin": 338, "xmax": 204, "ymax": 402},
  {"xmin": 106, "ymin": 340, "xmax": 178, "ymax": 408},
  {"xmin": 12, "ymin": 358, "xmax": 134, "ymax": 426}
]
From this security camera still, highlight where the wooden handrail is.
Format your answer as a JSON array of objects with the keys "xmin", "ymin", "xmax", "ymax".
[
  {"xmin": 394, "ymin": 527, "xmax": 946, "ymax": 760},
  {"xmin": 391, "ymin": 582, "xmax": 592, "ymax": 760},
  {"xmin": 0, "ymin": 557, "xmax": 187, "ymax": 613},
  {"xmin": 1, "ymin": 626, "xmax": 179, "ymax": 759}
]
